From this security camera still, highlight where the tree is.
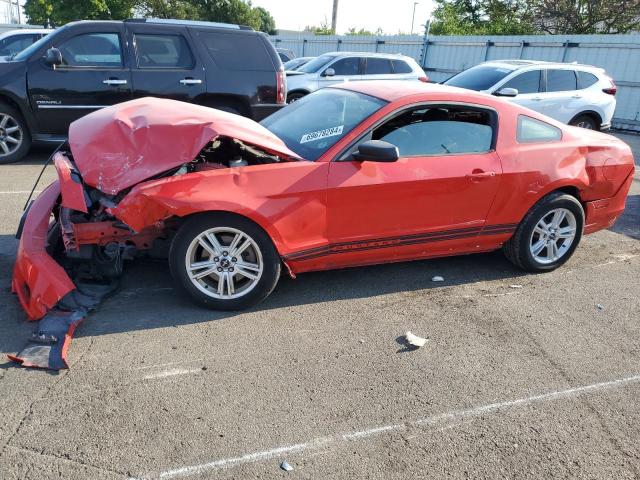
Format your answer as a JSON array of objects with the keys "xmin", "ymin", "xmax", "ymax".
[
  {"xmin": 430, "ymin": 0, "xmax": 536, "ymax": 35},
  {"xmin": 532, "ymin": 0, "xmax": 640, "ymax": 34},
  {"xmin": 345, "ymin": 27, "xmax": 384, "ymax": 35},
  {"xmin": 25, "ymin": 0, "xmax": 136, "ymax": 26},
  {"xmin": 304, "ymin": 18, "xmax": 334, "ymax": 35},
  {"xmin": 253, "ymin": 6, "xmax": 276, "ymax": 34},
  {"xmin": 135, "ymin": 0, "xmax": 201, "ymax": 19}
]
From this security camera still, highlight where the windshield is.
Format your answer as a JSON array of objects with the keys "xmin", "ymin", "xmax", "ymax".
[
  {"xmin": 261, "ymin": 88, "xmax": 386, "ymax": 161},
  {"xmin": 297, "ymin": 54, "xmax": 336, "ymax": 74},
  {"xmin": 13, "ymin": 30, "xmax": 56, "ymax": 61},
  {"xmin": 444, "ymin": 65, "xmax": 514, "ymax": 91}
]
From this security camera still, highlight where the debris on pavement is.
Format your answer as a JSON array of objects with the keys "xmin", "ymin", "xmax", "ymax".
[
  {"xmin": 405, "ymin": 331, "xmax": 428, "ymax": 348},
  {"xmin": 596, "ymin": 303, "xmax": 605, "ymax": 310},
  {"xmin": 432, "ymin": 276, "xmax": 444, "ymax": 282},
  {"xmin": 509, "ymin": 284, "xmax": 523, "ymax": 289},
  {"xmin": 280, "ymin": 461, "xmax": 294, "ymax": 472}
]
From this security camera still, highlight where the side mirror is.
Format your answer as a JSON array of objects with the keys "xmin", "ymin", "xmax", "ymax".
[
  {"xmin": 494, "ymin": 87, "xmax": 518, "ymax": 97},
  {"xmin": 44, "ymin": 47, "xmax": 62, "ymax": 66},
  {"xmin": 352, "ymin": 140, "xmax": 399, "ymax": 162},
  {"xmin": 323, "ymin": 67, "xmax": 335, "ymax": 77}
]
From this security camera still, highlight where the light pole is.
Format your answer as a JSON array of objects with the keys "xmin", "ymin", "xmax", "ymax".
[{"xmin": 411, "ymin": 2, "xmax": 419, "ymax": 34}]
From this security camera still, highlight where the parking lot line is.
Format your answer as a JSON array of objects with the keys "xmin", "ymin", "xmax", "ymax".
[
  {"xmin": 146, "ymin": 373, "xmax": 640, "ymax": 479},
  {"xmin": 142, "ymin": 368, "xmax": 203, "ymax": 380}
]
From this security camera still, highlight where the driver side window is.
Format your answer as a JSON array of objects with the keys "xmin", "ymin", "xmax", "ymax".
[
  {"xmin": 328, "ymin": 57, "xmax": 360, "ymax": 76},
  {"xmin": 370, "ymin": 105, "xmax": 495, "ymax": 157},
  {"xmin": 57, "ymin": 33, "xmax": 123, "ymax": 67}
]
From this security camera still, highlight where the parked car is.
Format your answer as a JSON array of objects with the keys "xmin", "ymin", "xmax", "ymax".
[
  {"xmin": 14, "ymin": 82, "xmax": 634, "ymax": 319},
  {"xmin": 0, "ymin": 19, "xmax": 286, "ymax": 163},
  {"xmin": 276, "ymin": 47, "xmax": 296, "ymax": 63},
  {"xmin": 444, "ymin": 60, "xmax": 616, "ymax": 131},
  {"xmin": 285, "ymin": 52, "xmax": 428, "ymax": 103},
  {"xmin": 0, "ymin": 28, "xmax": 51, "ymax": 59},
  {"xmin": 284, "ymin": 56, "xmax": 313, "ymax": 71}
]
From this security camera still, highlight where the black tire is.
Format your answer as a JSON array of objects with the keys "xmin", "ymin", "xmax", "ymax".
[
  {"xmin": 503, "ymin": 192, "xmax": 584, "ymax": 272},
  {"xmin": 287, "ymin": 92, "xmax": 306, "ymax": 104},
  {"xmin": 169, "ymin": 213, "xmax": 281, "ymax": 311},
  {"xmin": 569, "ymin": 114, "xmax": 598, "ymax": 131},
  {"xmin": 0, "ymin": 102, "xmax": 31, "ymax": 164}
]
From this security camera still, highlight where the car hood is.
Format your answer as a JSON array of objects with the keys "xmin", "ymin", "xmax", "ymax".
[{"xmin": 68, "ymin": 97, "xmax": 302, "ymax": 195}]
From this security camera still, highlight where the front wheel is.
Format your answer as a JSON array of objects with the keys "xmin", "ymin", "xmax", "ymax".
[
  {"xmin": 503, "ymin": 192, "xmax": 584, "ymax": 272},
  {"xmin": 0, "ymin": 103, "xmax": 31, "ymax": 164},
  {"xmin": 169, "ymin": 213, "xmax": 281, "ymax": 310},
  {"xmin": 287, "ymin": 92, "xmax": 306, "ymax": 103}
]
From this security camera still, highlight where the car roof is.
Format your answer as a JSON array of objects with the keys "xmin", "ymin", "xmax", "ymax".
[
  {"xmin": 318, "ymin": 51, "xmax": 414, "ymax": 60},
  {"xmin": 0, "ymin": 29, "xmax": 51, "ymax": 38},
  {"xmin": 481, "ymin": 59, "xmax": 603, "ymax": 72},
  {"xmin": 64, "ymin": 19, "xmax": 253, "ymax": 31},
  {"xmin": 332, "ymin": 80, "xmax": 491, "ymax": 102}
]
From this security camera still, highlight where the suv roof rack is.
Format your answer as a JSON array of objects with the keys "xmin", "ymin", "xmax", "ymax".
[{"xmin": 125, "ymin": 18, "xmax": 253, "ymax": 31}]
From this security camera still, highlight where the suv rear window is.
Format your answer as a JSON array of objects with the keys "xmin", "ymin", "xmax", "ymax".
[
  {"xmin": 199, "ymin": 32, "xmax": 272, "ymax": 70},
  {"xmin": 135, "ymin": 34, "xmax": 193, "ymax": 68},
  {"xmin": 577, "ymin": 71, "xmax": 599, "ymax": 89},
  {"xmin": 445, "ymin": 65, "xmax": 514, "ymax": 91},
  {"xmin": 392, "ymin": 59, "xmax": 412, "ymax": 74},
  {"xmin": 546, "ymin": 69, "xmax": 577, "ymax": 92}
]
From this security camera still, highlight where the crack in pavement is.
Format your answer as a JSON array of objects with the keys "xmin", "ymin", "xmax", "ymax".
[{"xmin": 4, "ymin": 444, "xmax": 130, "ymax": 479}]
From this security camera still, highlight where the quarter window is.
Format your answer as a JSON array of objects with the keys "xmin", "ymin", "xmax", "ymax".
[
  {"xmin": 502, "ymin": 70, "xmax": 541, "ymax": 94},
  {"xmin": 135, "ymin": 34, "xmax": 193, "ymax": 68},
  {"xmin": 546, "ymin": 69, "xmax": 577, "ymax": 92},
  {"xmin": 200, "ymin": 32, "xmax": 272, "ymax": 70},
  {"xmin": 57, "ymin": 33, "xmax": 122, "ymax": 67},
  {"xmin": 329, "ymin": 57, "xmax": 360, "ymax": 76},
  {"xmin": 371, "ymin": 106, "xmax": 495, "ymax": 156},
  {"xmin": 365, "ymin": 58, "xmax": 392, "ymax": 75},
  {"xmin": 517, "ymin": 115, "xmax": 562, "ymax": 143},
  {"xmin": 577, "ymin": 71, "xmax": 599, "ymax": 89}
]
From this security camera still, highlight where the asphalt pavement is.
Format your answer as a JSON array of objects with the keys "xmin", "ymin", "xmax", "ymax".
[{"xmin": 0, "ymin": 134, "xmax": 639, "ymax": 479}]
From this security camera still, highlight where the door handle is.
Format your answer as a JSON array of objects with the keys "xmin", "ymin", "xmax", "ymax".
[
  {"xmin": 180, "ymin": 78, "xmax": 202, "ymax": 85},
  {"xmin": 102, "ymin": 78, "xmax": 127, "ymax": 85},
  {"xmin": 466, "ymin": 171, "xmax": 496, "ymax": 179}
]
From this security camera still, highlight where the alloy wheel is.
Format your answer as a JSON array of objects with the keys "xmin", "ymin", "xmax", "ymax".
[
  {"xmin": 0, "ymin": 113, "xmax": 23, "ymax": 157},
  {"xmin": 529, "ymin": 208, "xmax": 577, "ymax": 264}
]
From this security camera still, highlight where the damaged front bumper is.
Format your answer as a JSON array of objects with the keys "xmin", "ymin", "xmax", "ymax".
[{"xmin": 12, "ymin": 181, "xmax": 76, "ymax": 320}]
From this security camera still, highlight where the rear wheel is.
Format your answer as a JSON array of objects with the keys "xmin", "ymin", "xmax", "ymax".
[
  {"xmin": 0, "ymin": 103, "xmax": 31, "ymax": 164},
  {"xmin": 169, "ymin": 213, "xmax": 281, "ymax": 310},
  {"xmin": 503, "ymin": 192, "xmax": 584, "ymax": 272},
  {"xmin": 569, "ymin": 114, "xmax": 598, "ymax": 130}
]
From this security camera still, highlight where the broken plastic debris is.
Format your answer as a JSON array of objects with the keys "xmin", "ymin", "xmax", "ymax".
[
  {"xmin": 432, "ymin": 276, "xmax": 444, "ymax": 282},
  {"xmin": 280, "ymin": 461, "xmax": 293, "ymax": 472},
  {"xmin": 405, "ymin": 331, "xmax": 428, "ymax": 348},
  {"xmin": 509, "ymin": 284, "xmax": 523, "ymax": 289},
  {"xmin": 596, "ymin": 304, "xmax": 604, "ymax": 310}
]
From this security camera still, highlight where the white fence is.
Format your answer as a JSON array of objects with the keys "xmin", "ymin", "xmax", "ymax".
[{"xmin": 271, "ymin": 33, "xmax": 640, "ymax": 131}]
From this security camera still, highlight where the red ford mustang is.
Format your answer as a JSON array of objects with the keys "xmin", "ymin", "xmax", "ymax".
[{"xmin": 13, "ymin": 81, "xmax": 635, "ymax": 317}]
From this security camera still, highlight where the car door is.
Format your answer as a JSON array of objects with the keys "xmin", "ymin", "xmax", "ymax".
[
  {"xmin": 325, "ymin": 104, "xmax": 502, "ymax": 268},
  {"xmin": 537, "ymin": 69, "xmax": 580, "ymax": 123},
  {"xmin": 26, "ymin": 27, "xmax": 132, "ymax": 136},
  {"xmin": 125, "ymin": 24, "xmax": 205, "ymax": 103},
  {"xmin": 498, "ymin": 69, "xmax": 544, "ymax": 112},
  {"xmin": 319, "ymin": 56, "xmax": 362, "ymax": 88}
]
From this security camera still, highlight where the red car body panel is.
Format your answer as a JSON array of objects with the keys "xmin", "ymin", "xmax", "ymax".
[
  {"xmin": 12, "ymin": 182, "xmax": 76, "ymax": 320},
  {"xmin": 11, "ymin": 82, "xmax": 635, "ymax": 321},
  {"xmin": 68, "ymin": 97, "xmax": 301, "ymax": 195}
]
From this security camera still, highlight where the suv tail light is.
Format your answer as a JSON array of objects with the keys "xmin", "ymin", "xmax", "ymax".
[
  {"xmin": 603, "ymin": 76, "xmax": 617, "ymax": 95},
  {"xmin": 276, "ymin": 69, "xmax": 286, "ymax": 104}
]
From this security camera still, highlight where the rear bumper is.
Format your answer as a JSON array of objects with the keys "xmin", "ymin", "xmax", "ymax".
[
  {"xmin": 584, "ymin": 169, "xmax": 635, "ymax": 234},
  {"xmin": 251, "ymin": 103, "xmax": 285, "ymax": 121},
  {"xmin": 12, "ymin": 181, "xmax": 75, "ymax": 320}
]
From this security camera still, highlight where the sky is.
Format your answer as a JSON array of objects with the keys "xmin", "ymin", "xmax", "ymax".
[{"xmin": 251, "ymin": 0, "xmax": 434, "ymax": 35}]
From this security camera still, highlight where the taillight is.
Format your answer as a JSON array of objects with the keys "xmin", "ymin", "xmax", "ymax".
[
  {"xmin": 603, "ymin": 76, "xmax": 617, "ymax": 95},
  {"xmin": 418, "ymin": 75, "xmax": 429, "ymax": 83},
  {"xmin": 276, "ymin": 69, "xmax": 286, "ymax": 104}
]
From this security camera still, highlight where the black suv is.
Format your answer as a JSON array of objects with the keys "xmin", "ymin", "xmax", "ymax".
[{"xmin": 0, "ymin": 19, "xmax": 286, "ymax": 163}]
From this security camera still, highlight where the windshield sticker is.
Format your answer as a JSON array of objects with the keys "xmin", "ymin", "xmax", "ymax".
[{"xmin": 300, "ymin": 125, "xmax": 344, "ymax": 144}]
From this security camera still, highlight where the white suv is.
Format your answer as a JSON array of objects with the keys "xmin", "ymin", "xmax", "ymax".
[
  {"xmin": 444, "ymin": 60, "xmax": 617, "ymax": 130},
  {"xmin": 286, "ymin": 52, "xmax": 428, "ymax": 103}
]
